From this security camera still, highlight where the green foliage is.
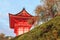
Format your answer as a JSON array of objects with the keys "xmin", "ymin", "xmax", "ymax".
[{"xmin": 11, "ymin": 16, "xmax": 60, "ymax": 40}]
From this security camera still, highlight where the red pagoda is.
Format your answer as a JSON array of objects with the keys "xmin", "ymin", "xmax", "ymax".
[{"xmin": 9, "ymin": 8, "xmax": 36, "ymax": 36}]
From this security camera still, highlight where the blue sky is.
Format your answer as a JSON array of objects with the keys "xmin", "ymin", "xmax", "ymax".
[{"xmin": 0, "ymin": 0, "xmax": 43, "ymax": 37}]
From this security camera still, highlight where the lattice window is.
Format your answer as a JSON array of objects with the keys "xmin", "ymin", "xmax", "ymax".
[
  {"xmin": 24, "ymin": 27, "xmax": 29, "ymax": 33},
  {"xmin": 18, "ymin": 27, "xmax": 23, "ymax": 35}
]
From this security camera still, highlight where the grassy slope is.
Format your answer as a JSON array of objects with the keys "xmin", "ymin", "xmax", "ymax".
[{"xmin": 11, "ymin": 16, "xmax": 60, "ymax": 40}]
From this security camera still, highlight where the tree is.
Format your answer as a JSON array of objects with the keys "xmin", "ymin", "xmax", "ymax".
[
  {"xmin": 0, "ymin": 33, "xmax": 13, "ymax": 40},
  {"xmin": 44, "ymin": 0, "xmax": 60, "ymax": 17},
  {"xmin": 0, "ymin": 33, "xmax": 5, "ymax": 38},
  {"xmin": 35, "ymin": 0, "xmax": 60, "ymax": 25},
  {"xmin": 35, "ymin": 5, "xmax": 47, "ymax": 25}
]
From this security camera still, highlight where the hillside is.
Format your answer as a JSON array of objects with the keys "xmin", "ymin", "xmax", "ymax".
[{"xmin": 11, "ymin": 16, "xmax": 60, "ymax": 40}]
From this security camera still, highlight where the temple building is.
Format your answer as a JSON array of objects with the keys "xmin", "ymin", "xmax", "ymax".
[{"xmin": 9, "ymin": 8, "xmax": 36, "ymax": 36}]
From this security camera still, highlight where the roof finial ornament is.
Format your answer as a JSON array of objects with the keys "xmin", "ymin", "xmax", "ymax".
[{"xmin": 23, "ymin": 8, "xmax": 25, "ymax": 10}]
